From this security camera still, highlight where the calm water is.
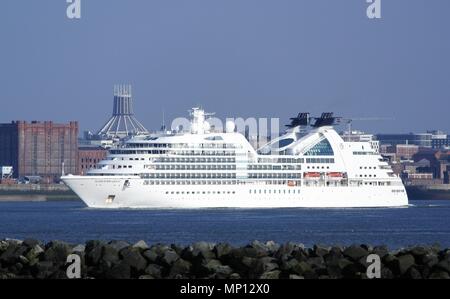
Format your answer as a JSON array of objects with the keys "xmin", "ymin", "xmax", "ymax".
[{"xmin": 0, "ymin": 200, "xmax": 449, "ymax": 249}]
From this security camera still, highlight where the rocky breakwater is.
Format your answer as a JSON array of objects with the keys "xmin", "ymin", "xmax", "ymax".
[{"xmin": 1, "ymin": 239, "xmax": 450, "ymax": 279}]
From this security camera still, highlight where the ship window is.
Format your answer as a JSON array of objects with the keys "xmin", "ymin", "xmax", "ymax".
[{"xmin": 304, "ymin": 138, "xmax": 334, "ymax": 156}]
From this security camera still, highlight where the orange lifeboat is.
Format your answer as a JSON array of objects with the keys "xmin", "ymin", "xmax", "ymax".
[
  {"xmin": 303, "ymin": 172, "xmax": 321, "ymax": 179},
  {"xmin": 287, "ymin": 180, "xmax": 297, "ymax": 187},
  {"xmin": 327, "ymin": 172, "xmax": 344, "ymax": 178}
]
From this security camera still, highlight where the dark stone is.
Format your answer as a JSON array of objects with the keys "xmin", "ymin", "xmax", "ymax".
[
  {"xmin": 44, "ymin": 241, "xmax": 72, "ymax": 263},
  {"xmin": 169, "ymin": 259, "xmax": 192, "ymax": 278},
  {"xmin": 396, "ymin": 254, "xmax": 416, "ymax": 275},
  {"xmin": 256, "ymin": 258, "xmax": 279, "ymax": 274},
  {"xmin": 144, "ymin": 264, "xmax": 163, "ymax": 278},
  {"xmin": 214, "ymin": 265, "xmax": 233, "ymax": 279},
  {"xmin": 343, "ymin": 245, "xmax": 368, "ymax": 261},
  {"xmin": 120, "ymin": 247, "xmax": 147, "ymax": 272},
  {"xmin": 132, "ymin": 240, "xmax": 149, "ymax": 251},
  {"xmin": 372, "ymin": 246, "xmax": 389, "ymax": 258},
  {"xmin": 429, "ymin": 271, "xmax": 450, "ymax": 279},
  {"xmin": 142, "ymin": 248, "xmax": 159, "ymax": 263},
  {"xmin": 159, "ymin": 249, "xmax": 179, "ymax": 266},
  {"xmin": 434, "ymin": 260, "xmax": 450, "ymax": 273},
  {"xmin": 410, "ymin": 246, "xmax": 428, "ymax": 257},
  {"xmin": 259, "ymin": 270, "xmax": 281, "ymax": 279},
  {"xmin": 105, "ymin": 261, "xmax": 131, "ymax": 279},
  {"xmin": 405, "ymin": 267, "xmax": 422, "ymax": 279},
  {"xmin": 0, "ymin": 244, "xmax": 27, "ymax": 265},
  {"xmin": 108, "ymin": 240, "xmax": 130, "ymax": 252},
  {"xmin": 214, "ymin": 243, "xmax": 233, "ymax": 260},
  {"xmin": 292, "ymin": 261, "xmax": 312, "ymax": 275},
  {"xmin": 192, "ymin": 242, "xmax": 215, "ymax": 260},
  {"xmin": 313, "ymin": 245, "xmax": 329, "ymax": 257},
  {"xmin": 101, "ymin": 245, "xmax": 120, "ymax": 263},
  {"xmin": 22, "ymin": 239, "xmax": 42, "ymax": 248}
]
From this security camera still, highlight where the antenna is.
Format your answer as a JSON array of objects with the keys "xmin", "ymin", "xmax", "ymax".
[{"xmin": 342, "ymin": 117, "xmax": 395, "ymax": 140}]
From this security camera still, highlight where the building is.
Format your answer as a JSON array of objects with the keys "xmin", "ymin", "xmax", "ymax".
[
  {"xmin": 0, "ymin": 121, "xmax": 78, "ymax": 182},
  {"xmin": 429, "ymin": 130, "xmax": 450, "ymax": 149},
  {"xmin": 96, "ymin": 85, "xmax": 148, "ymax": 140},
  {"xmin": 376, "ymin": 133, "xmax": 432, "ymax": 148},
  {"xmin": 395, "ymin": 144, "xmax": 419, "ymax": 160},
  {"xmin": 78, "ymin": 146, "xmax": 108, "ymax": 175}
]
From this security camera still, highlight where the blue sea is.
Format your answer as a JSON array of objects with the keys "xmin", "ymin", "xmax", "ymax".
[{"xmin": 0, "ymin": 200, "xmax": 449, "ymax": 249}]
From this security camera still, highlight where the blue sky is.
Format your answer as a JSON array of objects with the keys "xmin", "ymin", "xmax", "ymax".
[{"xmin": 0, "ymin": 0, "xmax": 449, "ymax": 134}]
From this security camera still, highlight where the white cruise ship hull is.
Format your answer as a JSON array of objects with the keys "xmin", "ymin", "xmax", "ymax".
[{"xmin": 62, "ymin": 176, "xmax": 409, "ymax": 209}]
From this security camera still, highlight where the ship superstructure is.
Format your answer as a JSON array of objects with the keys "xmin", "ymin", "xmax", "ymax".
[{"xmin": 62, "ymin": 108, "xmax": 408, "ymax": 208}]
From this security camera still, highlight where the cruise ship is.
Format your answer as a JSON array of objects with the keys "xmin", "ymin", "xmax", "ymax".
[{"xmin": 62, "ymin": 108, "xmax": 408, "ymax": 208}]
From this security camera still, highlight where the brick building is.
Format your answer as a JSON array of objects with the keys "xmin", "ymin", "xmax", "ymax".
[
  {"xmin": 78, "ymin": 147, "xmax": 108, "ymax": 175},
  {"xmin": 0, "ymin": 121, "xmax": 78, "ymax": 182}
]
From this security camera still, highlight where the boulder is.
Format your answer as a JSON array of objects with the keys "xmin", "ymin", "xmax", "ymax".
[
  {"xmin": 120, "ymin": 247, "xmax": 147, "ymax": 272},
  {"xmin": 105, "ymin": 261, "xmax": 131, "ymax": 279},
  {"xmin": 144, "ymin": 264, "xmax": 163, "ymax": 279},
  {"xmin": 343, "ymin": 245, "xmax": 368, "ymax": 261},
  {"xmin": 44, "ymin": 241, "xmax": 72, "ymax": 263},
  {"xmin": 259, "ymin": 270, "xmax": 281, "ymax": 279},
  {"xmin": 169, "ymin": 259, "xmax": 192, "ymax": 278},
  {"xmin": 214, "ymin": 243, "xmax": 233, "ymax": 260},
  {"xmin": 159, "ymin": 249, "xmax": 179, "ymax": 266},
  {"xmin": 132, "ymin": 240, "xmax": 149, "ymax": 251},
  {"xmin": 396, "ymin": 254, "xmax": 416, "ymax": 275}
]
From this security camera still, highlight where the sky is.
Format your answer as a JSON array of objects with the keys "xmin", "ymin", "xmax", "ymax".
[{"xmin": 0, "ymin": 0, "xmax": 449, "ymax": 135}]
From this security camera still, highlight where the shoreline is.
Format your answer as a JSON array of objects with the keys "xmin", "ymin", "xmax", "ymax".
[{"xmin": 0, "ymin": 239, "xmax": 449, "ymax": 279}]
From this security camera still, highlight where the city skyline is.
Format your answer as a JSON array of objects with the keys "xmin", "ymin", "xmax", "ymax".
[{"xmin": 1, "ymin": 1, "xmax": 449, "ymax": 134}]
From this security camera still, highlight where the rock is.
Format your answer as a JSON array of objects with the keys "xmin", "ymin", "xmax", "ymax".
[
  {"xmin": 0, "ymin": 244, "xmax": 27, "ymax": 265},
  {"xmin": 410, "ymin": 246, "xmax": 428, "ymax": 257},
  {"xmin": 259, "ymin": 270, "xmax": 281, "ymax": 279},
  {"xmin": 396, "ymin": 254, "xmax": 415, "ymax": 275},
  {"xmin": 169, "ymin": 259, "xmax": 192, "ymax": 278},
  {"xmin": 214, "ymin": 243, "xmax": 233, "ymax": 260},
  {"xmin": 145, "ymin": 264, "xmax": 163, "ymax": 279},
  {"xmin": 405, "ymin": 267, "xmax": 422, "ymax": 279},
  {"xmin": 85, "ymin": 240, "xmax": 105, "ymax": 265},
  {"xmin": 214, "ymin": 265, "xmax": 233, "ymax": 279},
  {"xmin": 255, "ymin": 257, "xmax": 278, "ymax": 274},
  {"xmin": 25, "ymin": 244, "xmax": 44, "ymax": 263},
  {"xmin": 132, "ymin": 240, "xmax": 149, "ymax": 251},
  {"xmin": 343, "ymin": 245, "xmax": 368, "ymax": 261},
  {"xmin": 229, "ymin": 272, "xmax": 241, "ymax": 279},
  {"xmin": 139, "ymin": 275, "xmax": 154, "ymax": 279},
  {"xmin": 142, "ymin": 249, "xmax": 159, "ymax": 263},
  {"xmin": 22, "ymin": 239, "xmax": 42, "ymax": 248},
  {"xmin": 44, "ymin": 241, "xmax": 72, "ymax": 263},
  {"xmin": 108, "ymin": 240, "xmax": 130, "ymax": 252},
  {"xmin": 192, "ymin": 242, "xmax": 215, "ymax": 260},
  {"xmin": 289, "ymin": 274, "xmax": 304, "ymax": 279},
  {"xmin": 372, "ymin": 246, "xmax": 389, "ymax": 258},
  {"xmin": 292, "ymin": 261, "xmax": 312, "ymax": 275},
  {"xmin": 120, "ymin": 248, "xmax": 147, "ymax": 273},
  {"xmin": 421, "ymin": 254, "xmax": 439, "ymax": 268},
  {"xmin": 105, "ymin": 261, "xmax": 131, "ymax": 279},
  {"xmin": 313, "ymin": 245, "xmax": 329, "ymax": 257},
  {"xmin": 72, "ymin": 244, "xmax": 86, "ymax": 253},
  {"xmin": 160, "ymin": 249, "xmax": 179, "ymax": 266},
  {"xmin": 265, "ymin": 241, "xmax": 280, "ymax": 253},
  {"xmin": 101, "ymin": 245, "xmax": 120, "ymax": 263},
  {"xmin": 202, "ymin": 259, "xmax": 223, "ymax": 274},
  {"xmin": 429, "ymin": 271, "xmax": 450, "ymax": 279},
  {"xmin": 434, "ymin": 260, "xmax": 450, "ymax": 273}
]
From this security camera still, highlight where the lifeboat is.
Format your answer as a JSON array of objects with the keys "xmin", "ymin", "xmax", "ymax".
[
  {"xmin": 303, "ymin": 172, "xmax": 321, "ymax": 179},
  {"xmin": 287, "ymin": 180, "xmax": 297, "ymax": 187},
  {"xmin": 326, "ymin": 172, "xmax": 344, "ymax": 178}
]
